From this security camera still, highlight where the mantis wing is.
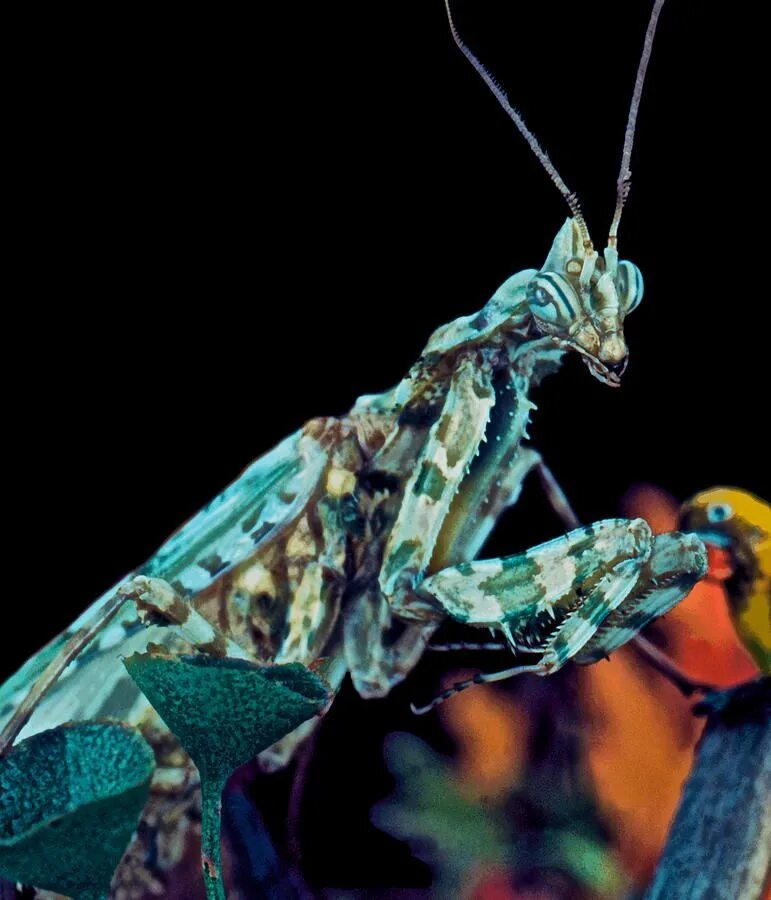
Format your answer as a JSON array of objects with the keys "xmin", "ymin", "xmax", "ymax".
[{"xmin": 0, "ymin": 429, "xmax": 329, "ymax": 740}]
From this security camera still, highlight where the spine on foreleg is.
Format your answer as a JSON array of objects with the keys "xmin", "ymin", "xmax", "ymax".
[{"xmin": 379, "ymin": 355, "xmax": 495, "ymax": 613}]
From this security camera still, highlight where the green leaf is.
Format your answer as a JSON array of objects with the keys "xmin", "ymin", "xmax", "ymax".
[
  {"xmin": 123, "ymin": 649, "xmax": 331, "ymax": 899},
  {"xmin": 123, "ymin": 649, "xmax": 330, "ymax": 783},
  {"xmin": 0, "ymin": 721, "xmax": 155, "ymax": 900}
]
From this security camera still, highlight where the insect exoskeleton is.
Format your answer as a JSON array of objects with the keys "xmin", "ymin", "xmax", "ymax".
[
  {"xmin": 0, "ymin": 0, "xmax": 683, "ymax": 758},
  {"xmin": 0, "ymin": 1, "xmax": 714, "ymax": 895},
  {"xmin": 524, "ymin": 225, "xmax": 644, "ymax": 385}
]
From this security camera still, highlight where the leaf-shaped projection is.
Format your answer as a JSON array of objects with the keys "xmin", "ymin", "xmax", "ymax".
[
  {"xmin": 124, "ymin": 649, "xmax": 330, "ymax": 900},
  {"xmin": 0, "ymin": 721, "xmax": 155, "ymax": 900}
]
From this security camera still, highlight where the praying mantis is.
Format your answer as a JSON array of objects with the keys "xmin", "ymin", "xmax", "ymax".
[
  {"xmin": 1, "ymin": 0, "xmax": 704, "ymax": 751},
  {"xmin": 0, "ymin": 0, "xmax": 730, "ymax": 891}
]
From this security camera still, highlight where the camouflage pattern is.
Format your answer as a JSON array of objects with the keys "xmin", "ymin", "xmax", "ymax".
[{"xmin": 0, "ymin": 219, "xmax": 706, "ymax": 886}]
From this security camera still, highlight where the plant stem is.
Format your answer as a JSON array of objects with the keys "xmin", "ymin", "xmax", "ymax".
[
  {"xmin": 646, "ymin": 677, "xmax": 771, "ymax": 899},
  {"xmin": 201, "ymin": 776, "xmax": 227, "ymax": 900}
]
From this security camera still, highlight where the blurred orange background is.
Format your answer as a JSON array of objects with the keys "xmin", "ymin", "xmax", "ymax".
[{"xmin": 436, "ymin": 485, "xmax": 759, "ymax": 898}]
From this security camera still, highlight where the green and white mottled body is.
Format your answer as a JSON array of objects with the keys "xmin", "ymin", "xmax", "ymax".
[
  {"xmin": 0, "ymin": 0, "xmax": 705, "ymax": 886},
  {"xmin": 0, "ymin": 218, "xmax": 706, "ymax": 752}
]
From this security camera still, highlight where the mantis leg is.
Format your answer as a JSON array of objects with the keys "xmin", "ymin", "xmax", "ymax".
[
  {"xmin": 128, "ymin": 576, "xmax": 255, "ymax": 659},
  {"xmin": 0, "ymin": 425, "xmax": 339, "ymax": 752},
  {"xmin": 0, "ymin": 590, "xmax": 129, "ymax": 754},
  {"xmin": 573, "ymin": 531, "xmax": 708, "ymax": 664},
  {"xmin": 530, "ymin": 454, "xmax": 580, "ymax": 529},
  {"xmin": 351, "ymin": 358, "xmax": 574, "ymax": 696},
  {"xmin": 257, "ymin": 495, "xmax": 352, "ymax": 769},
  {"xmin": 0, "ymin": 576, "xmax": 251, "ymax": 754},
  {"xmin": 433, "ymin": 444, "xmax": 580, "ymax": 570},
  {"xmin": 341, "ymin": 354, "xmax": 494, "ymax": 697},
  {"xmin": 414, "ymin": 523, "xmax": 707, "ymax": 711},
  {"xmin": 378, "ymin": 354, "xmax": 495, "ymax": 620},
  {"xmin": 273, "ymin": 493, "xmax": 349, "ymax": 666},
  {"xmin": 521, "ymin": 458, "xmax": 715, "ymax": 693},
  {"xmin": 425, "ymin": 338, "xmax": 576, "ymax": 572}
]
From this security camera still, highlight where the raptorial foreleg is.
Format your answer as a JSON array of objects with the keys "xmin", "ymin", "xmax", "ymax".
[
  {"xmin": 573, "ymin": 531, "xmax": 708, "ymax": 664},
  {"xmin": 413, "ymin": 520, "xmax": 706, "ymax": 712},
  {"xmin": 522, "ymin": 457, "xmax": 716, "ymax": 693},
  {"xmin": 379, "ymin": 353, "xmax": 495, "ymax": 619}
]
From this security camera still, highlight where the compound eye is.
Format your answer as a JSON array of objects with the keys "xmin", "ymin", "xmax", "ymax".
[
  {"xmin": 707, "ymin": 502, "xmax": 734, "ymax": 524},
  {"xmin": 526, "ymin": 273, "xmax": 581, "ymax": 326},
  {"xmin": 617, "ymin": 260, "xmax": 644, "ymax": 315}
]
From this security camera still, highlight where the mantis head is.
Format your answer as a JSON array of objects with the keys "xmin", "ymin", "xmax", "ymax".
[
  {"xmin": 526, "ymin": 218, "xmax": 644, "ymax": 387},
  {"xmin": 444, "ymin": 0, "xmax": 665, "ymax": 387}
]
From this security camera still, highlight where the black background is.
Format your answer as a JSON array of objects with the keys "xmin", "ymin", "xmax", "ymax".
[{"xmin": 7, "ymin": 0, "xmax": 768, "ymax": 891}]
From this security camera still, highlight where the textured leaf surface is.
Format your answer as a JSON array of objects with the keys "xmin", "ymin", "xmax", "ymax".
[
  {"xmin": 0, "ymin": 721, "xmax": 155, "ymax": 900},
  {"xmin": 124, "ymin": 650, "xmax": 330, "ymax": 899},
  {"xmin": 123, "ymin": 650, "xmax": 329, "ymax": 782}
]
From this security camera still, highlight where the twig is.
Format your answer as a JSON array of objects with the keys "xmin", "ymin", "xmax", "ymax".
[{"xmin": 646, "ymin": 677, "xmax": 771, "ymax": 899}]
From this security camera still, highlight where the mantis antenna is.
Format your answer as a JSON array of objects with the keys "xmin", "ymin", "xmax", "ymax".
[
  {"xmin": 443, "ymin": 0, "xmax": 592, "ymax": 250},
  {"xmin": 609, "ymin": 0, "xmax": 667, "ymax": 247},
  {"xmin": 445, "ymin": 0, "xmax": 669, "ymax": 255}
]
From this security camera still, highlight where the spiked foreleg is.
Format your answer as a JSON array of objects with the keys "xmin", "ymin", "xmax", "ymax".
[
  {"xmin": 434, "ymin": 443, "xmax": 540, "ymax": 569},
  {"xmin": 412, "ymin": 520, "xmax": 653, "ymax": 710},
  {"xmin": 379, "ymin": 354, "xmax": 495, "ymax": 620},
  {"xmin": 505, "ymin": 452, "xmax": 712, "ymax": 691},
  {"xmin": 574, "ymin": 531, "xmax": 707, "ymax": 664},
  {"xmin": 428, "ymin": 532, "xmax": 708, "ymax": 662},
  {"xmin": 429, "ymin": 341, "xmax": 575, "ymax": 570},
  {"xmin": 414, "ymin": 524, "xmax": 708, "ymax": 711},
  {"xmin": 516, "ymin": 453, "xmax": 713, "ymax": 689}
]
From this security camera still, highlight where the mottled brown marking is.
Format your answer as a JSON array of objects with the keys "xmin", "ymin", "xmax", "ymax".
[
  {"xmin": 197, "ymin": 635, "xmax": 228, "ymax": 658},
  {"xmin": 303, "ymin": 416, "xmax": 349, "ymax": 449},
  {"xmin": 198, "ymin": 553, "xmax": 227, "ymax": 577},
  {"xmin": 435, "ymin": 412, "xmax": 453, "ymax": 446},
  {"xmin": 352, "ymin": 412, "xmax": 393, "ymax": 456},
  {"xmin": 135, "ymin": 592, "xmax": 191, "ymax": 626},
  {"xmin": 216, "ymin": 573, "xmax": 233, "ymax": 634}
]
